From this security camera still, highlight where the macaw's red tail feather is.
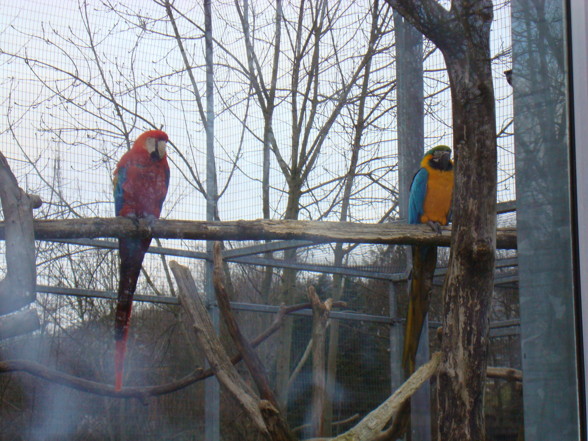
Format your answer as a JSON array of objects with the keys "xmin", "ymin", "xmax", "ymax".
[
  {"xmin": 115, "ymin": 338, "xmax": 128, "ymax": 391},
  {"xmin": 114, "ymin": 237, "xmax": 150, "ymax": 391},
  {"xmin": 114, "ymin": 292, "xmax": 132, "ymax": 391}
]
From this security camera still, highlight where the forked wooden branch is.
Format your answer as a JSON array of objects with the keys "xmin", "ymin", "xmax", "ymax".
[
  {"xmin": 170, "ymin": 260, "xmax": 269, "ymax": 436},
  {"xmin": 212, "ymin": 242, "xmax": 297, "ymax": 441},
  {"xmin": 0, "ymin": 309, "xmax": 40, "ymax": 339},
  {"xmin": 212, "ymin": 242, "xmax": 277, "ymax": 404}
]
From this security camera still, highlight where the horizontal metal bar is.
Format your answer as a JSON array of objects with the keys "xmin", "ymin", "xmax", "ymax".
[
  {"xmin": 228, "ymin": 255, "xmax": 407, "ymax": 281},
  {"xmin": 222, "ymin": 240, "xmax": 316, "ymax": 258},
  {"xmin": 35, "ymin": 285, "xmax": 397, "ymax": 324},
  {"xmin": 36, "ymin": 284, "xmax": 520, "ymax": 335},
  {"xmin": 50, "ymin": 238, "xmax": 407, "ymax": 281}
]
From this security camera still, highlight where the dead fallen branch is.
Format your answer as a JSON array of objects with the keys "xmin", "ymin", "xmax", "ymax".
[
  {"xmin": 0, "ymin": 217, "xmax": 518, "ymax": 249},
  {"xmin": 324, "ymin": 352, "xmax": 442, "ymax": 441},
  {"xmin": 212, "ymin": 243, "xmax": 297, "ymax": 440},
  {"xmin": 212, "ymin": 242, "xmax": 278, "ymax": 405}
]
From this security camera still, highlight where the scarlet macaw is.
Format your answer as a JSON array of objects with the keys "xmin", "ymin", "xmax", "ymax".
[
  {"xmin": 113, "ymin": 129, "xmax": 170, "ymax": 390},
  {"xmin": 403, "ymin": 145, "xmax": 453, "ymax": 377}
]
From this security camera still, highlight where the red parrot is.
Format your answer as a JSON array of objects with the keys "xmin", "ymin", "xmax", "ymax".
[{"xmin": 112, "ymin": 129, "xmax": 170, "ymax": 390}]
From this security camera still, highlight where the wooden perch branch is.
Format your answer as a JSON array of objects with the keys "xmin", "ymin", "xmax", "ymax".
[
  {"xmin": 0, "ymin": 358, "xmax": 206, "ymax": 401},
  {"xmin": 0, "ymin": 217, "xmax": 518, "ymax": 249}
]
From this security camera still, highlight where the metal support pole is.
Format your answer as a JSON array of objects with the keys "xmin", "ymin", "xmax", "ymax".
[
  {"xmin": 204, "ymin": 1, "xmax": 220, "ymax": 440},
  {"xmin": 389, "ymin": 282, "xmax": 403, "ymax": 393},
  {"xmin": 512, "ymin": 1, "xmax": 581, "ymax": 440},
  {"xmin": 394, "ymin": 10, "xmax": 430, "ymax": 441}
]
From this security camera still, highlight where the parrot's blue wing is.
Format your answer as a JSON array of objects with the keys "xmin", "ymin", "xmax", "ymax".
[
  {"xmin": 408, "ymin": 167, "xmax": 428, "ymax": 224},
  {"xmin": 113, "ymin": 165, "xmax": 127, "ymax": 216}
]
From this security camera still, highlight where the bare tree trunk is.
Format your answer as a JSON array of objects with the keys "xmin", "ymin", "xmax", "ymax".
[
  {"xmin": 0, "ymin": 152, "xmax": 40, "ymax": 337},
  {"xmin": 383, "ymin": 2, "xmax": 496, "ymax": 440}
]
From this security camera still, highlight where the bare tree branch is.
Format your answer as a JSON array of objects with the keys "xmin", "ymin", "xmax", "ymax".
[{"xmin": 383, "ymin": 0, "xmax": 453, "ymax": 48}]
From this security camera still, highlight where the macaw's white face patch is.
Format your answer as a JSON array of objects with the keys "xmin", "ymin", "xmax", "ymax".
[{"xmin": 145, "ymin": 137, "xmax": 167, "ymax": 160}]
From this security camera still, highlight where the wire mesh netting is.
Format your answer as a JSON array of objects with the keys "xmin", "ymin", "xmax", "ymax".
[{"xmin": 0, "ymin": 1, "xmax": 520, "ymax": 440}]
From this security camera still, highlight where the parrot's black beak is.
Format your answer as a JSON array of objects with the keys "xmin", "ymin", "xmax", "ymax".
[
  {"xmin": 150, "ymin": 150, "xmax": 161, "ymax": 161},
  {"xmin": 438, "ymin": 152, "xmax": 451, "ymax": 170}
]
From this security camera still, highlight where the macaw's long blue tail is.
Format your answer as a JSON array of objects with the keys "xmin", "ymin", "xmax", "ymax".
[
  {"xmin": 402, "ymin": 244, "xmax": 438, "ymax": 377},
  {"xmin": 114, "ymin": 237, "xmax": 151, "ymax": 391}
]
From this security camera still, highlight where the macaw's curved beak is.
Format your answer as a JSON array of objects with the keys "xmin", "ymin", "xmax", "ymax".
[
  {"xmin": 438, "ymin": 151, "xmax": 451, "ymax": 170},
  {"xmin": 150, "ymin": 140, "xmax": 167, "ymax": 161}
]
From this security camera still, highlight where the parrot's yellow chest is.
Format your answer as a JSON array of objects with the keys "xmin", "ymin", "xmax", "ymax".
[{"xmin": 421, "ymin": 166, "xmax": 454, "ymax": 225}]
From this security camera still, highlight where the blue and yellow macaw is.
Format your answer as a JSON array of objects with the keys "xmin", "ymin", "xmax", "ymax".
[
  {"xmin": 113, "ymin": 129, "xmax": 170, "ymax": 390},
  {"xmin": 403, "ymin": 145, "xmax": 453, "ymax": 377}
]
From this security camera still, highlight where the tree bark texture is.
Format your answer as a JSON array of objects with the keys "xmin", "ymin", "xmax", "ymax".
[
  {"xmin": 0, "ymin": 153, "xmax": 37, "ymax": 313},
  {"xmin": 384, "ymin": 2, "xmax": 496, "ymax": 440},
  {"xmin": 0, "ymin": 152, "xmax": 40, "ymax": 337}
]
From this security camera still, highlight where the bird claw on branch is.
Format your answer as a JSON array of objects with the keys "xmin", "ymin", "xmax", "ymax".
[{"xmin": 426, "ymin": 220, "xmax": 443, "ymax": 235}]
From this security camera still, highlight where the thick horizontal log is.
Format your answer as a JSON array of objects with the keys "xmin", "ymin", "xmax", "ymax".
[{"xmin": 0, "ymin": 217, "xmax": 517, "ymax": 249}]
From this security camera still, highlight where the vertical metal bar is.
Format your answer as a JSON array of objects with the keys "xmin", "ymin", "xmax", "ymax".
[
  {"xmin": 394, "ymin": 10, "xmax": 430, "ymax": 441},
  {"xmin": 394, "ymin": 12, "xmax": 424, "ymax": 217},
  {"xmin": 389, "ymin": 282, "xmax": 403, "ymax": 393},
  {"xmin": 512, "ymin": 1, "xmax": 581, "ymax": 440},
  {"xmin": 204, "ymin": 1, "xmax": 220, "ymax": 440},
  {"xmin": 570, "ymin": 0, "xmax": 588, "ymax": 434}
]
